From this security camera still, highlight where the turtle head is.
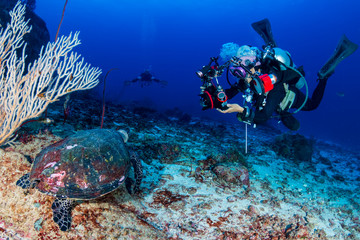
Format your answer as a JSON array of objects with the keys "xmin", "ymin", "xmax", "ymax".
[{"xmin": 16, "ymin": 174, "xmax": 40, "ymax": 195}]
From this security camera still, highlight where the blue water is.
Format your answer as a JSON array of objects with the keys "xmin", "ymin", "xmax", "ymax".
[{"xmin": 34, "ymin": 0, "xmax": 360, "ymax": 150}]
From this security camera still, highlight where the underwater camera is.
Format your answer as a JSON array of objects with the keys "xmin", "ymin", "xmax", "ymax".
[
  {"xmin": 196, "ymin": 57, "xmax": 230, "ymax": 110},
  {"xmin": 199, "ymin": 85, "xmax": 228, "ymax": 110},
  {"xmin": 196, "ymin": 56, "xmax": 278, "ymax": 110},
  {"xmin": 196, "ymin": 57, "xmax": 220, "ymax": 80}
]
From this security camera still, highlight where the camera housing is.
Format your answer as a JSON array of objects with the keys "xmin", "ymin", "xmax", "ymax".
[
  {"xmin": 197, "ymin": 57, "xmax": 230, "ymax": 110},
  {"xmin": 199, "ymin": 85, "xmax": 228, "ymax": 110}
]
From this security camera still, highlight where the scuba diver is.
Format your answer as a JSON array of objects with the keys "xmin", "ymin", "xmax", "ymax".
[
  {"xmin": 197, "ymin": 19, "xmax": 358, "ymax": 131},
  {"xmin": 125, "ymin": 69, "xmax": 167, "ymax": 87}
]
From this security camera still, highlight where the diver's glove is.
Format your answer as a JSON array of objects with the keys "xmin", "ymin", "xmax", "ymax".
[{"xmin": 236, "ymin": 106, "xmax": 255, "ymax": 124}]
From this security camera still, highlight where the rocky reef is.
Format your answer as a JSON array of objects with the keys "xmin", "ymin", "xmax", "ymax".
[{"xmin": 0, "ymin": 93, "xmax": 359, "ymax": 239}]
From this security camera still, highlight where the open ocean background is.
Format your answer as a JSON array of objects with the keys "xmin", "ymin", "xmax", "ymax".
[
  {"xmin": 1, "ymin": 1, "xmax": 360, "ymax": 238},
  {"xmin": 35, "ymin": 0, "xmax": 360, "ymax": 150}
]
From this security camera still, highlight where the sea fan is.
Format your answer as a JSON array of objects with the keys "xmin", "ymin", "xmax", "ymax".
[{"xmin": 21, "ymin": 0, "xmax": 36, "ymax": 11}]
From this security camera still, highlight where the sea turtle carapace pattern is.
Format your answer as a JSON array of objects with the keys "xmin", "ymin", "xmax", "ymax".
[{"xmin": 16, "ymin": 129, "xmax": 143, "ymax": 231}]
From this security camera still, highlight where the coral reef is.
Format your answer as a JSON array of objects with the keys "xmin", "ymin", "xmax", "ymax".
[
  {"xmin": 212, "ymin": 162, "xmax": 250, "ymax": 188},
  {"xmin": 0, "ymin": 95, "xmax": 359, "ymax": 239},
  {"xmin": 272, "ymin": 133, "xmax": 314, "ymax": 162}
]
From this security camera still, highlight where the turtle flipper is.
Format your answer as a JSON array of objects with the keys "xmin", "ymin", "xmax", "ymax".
[
  {"xmin": 16, "ymin": 173, "xmax": 39, "ymax": 190},
  {"xmin": 16, "ymin": 173, "xmax": 31, "ymax": 189},
  {"xmin": 126, "ymin": 152, "xmax": 143, "ymax": 194},
  {"xmin": 125, "ymin": 177, "xmax": 134, "ymax": 194},
  {"xmin": 52, "ymin": 198, "xmax": 76, "ymax": 231},
  {"xmin": 24, "ymin": 155, "xmax": 33, "ymax": 164}
]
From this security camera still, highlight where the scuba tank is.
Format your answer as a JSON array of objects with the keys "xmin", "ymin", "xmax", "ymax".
[
  {"xmin": 252, "ymin": 18, "xmax": 309, "ymax": 114},
  {"xmin": 264, "ymin": 46, "xmax": 306, "ymax": 90}
]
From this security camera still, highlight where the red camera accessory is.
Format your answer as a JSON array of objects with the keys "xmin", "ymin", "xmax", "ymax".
[
  {"xmin": 259, "ymin": 74, "xmax": 277, "ymax": 92},
  {"xmin": 217, "ymin": 91, "xmax": 228, "ymax": 102}
]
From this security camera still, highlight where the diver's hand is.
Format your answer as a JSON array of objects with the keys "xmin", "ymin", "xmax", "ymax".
[{"xmin": 217, "ymin": 103, "xmax": 244, "ymax": 114}]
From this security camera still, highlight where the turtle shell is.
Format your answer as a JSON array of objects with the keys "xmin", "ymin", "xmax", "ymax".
[{"xmin": 29, "ymin": 129, "xmax": 130, "ymax": 200}]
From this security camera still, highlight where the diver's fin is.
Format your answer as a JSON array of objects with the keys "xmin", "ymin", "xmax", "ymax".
[
  {"xmin": 280, "ymin": 113, "xmax": 300, "ymax": 131},
  {"xmin": 251, "ymin": 18, "xmax": 277, "ymax": 47},
  {"xmin": 318, "ymin": 34, "xmax": 358, "ymax": 79}
]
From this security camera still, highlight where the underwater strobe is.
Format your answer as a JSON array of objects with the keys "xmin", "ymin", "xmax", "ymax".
[{"xmin": 197, "ymin": 57, "xmax": 230, "ymax": 110}]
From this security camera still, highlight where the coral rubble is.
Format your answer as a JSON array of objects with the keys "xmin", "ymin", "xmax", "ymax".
[{"xmin": 0, "ymin": 95, "xmax": 359, "ymax": 239}]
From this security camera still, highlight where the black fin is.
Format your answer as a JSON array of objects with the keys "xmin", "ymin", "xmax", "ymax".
[
  {"xmin": 281, "ymin": 113, "xmax": 300, "ymax": 131},
  {"xmin": 318, "ymin": 34, "xmax": 358, "ymax": 79},
  {"xmin": 251, "ymin": 18, "xmax": 277, "ymax": 47},
  {"xmin": 52, "ymin": 198, "xmax": 76, "ymax": 231}
]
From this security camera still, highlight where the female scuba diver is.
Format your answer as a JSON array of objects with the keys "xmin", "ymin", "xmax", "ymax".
[{"xmin": 216, "ymin": 19, "xmax": 358, "ymax": 131}]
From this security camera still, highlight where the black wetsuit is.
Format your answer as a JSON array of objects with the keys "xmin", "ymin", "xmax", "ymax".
[{"xmin": 225, "ymin": 67, "xmax": 328, "ymax": 130}]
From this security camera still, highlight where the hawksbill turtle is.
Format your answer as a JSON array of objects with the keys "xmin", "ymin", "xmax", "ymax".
[{"xmin": 16, "ymin": 129, "xmax": 143, "ymax": 231}]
